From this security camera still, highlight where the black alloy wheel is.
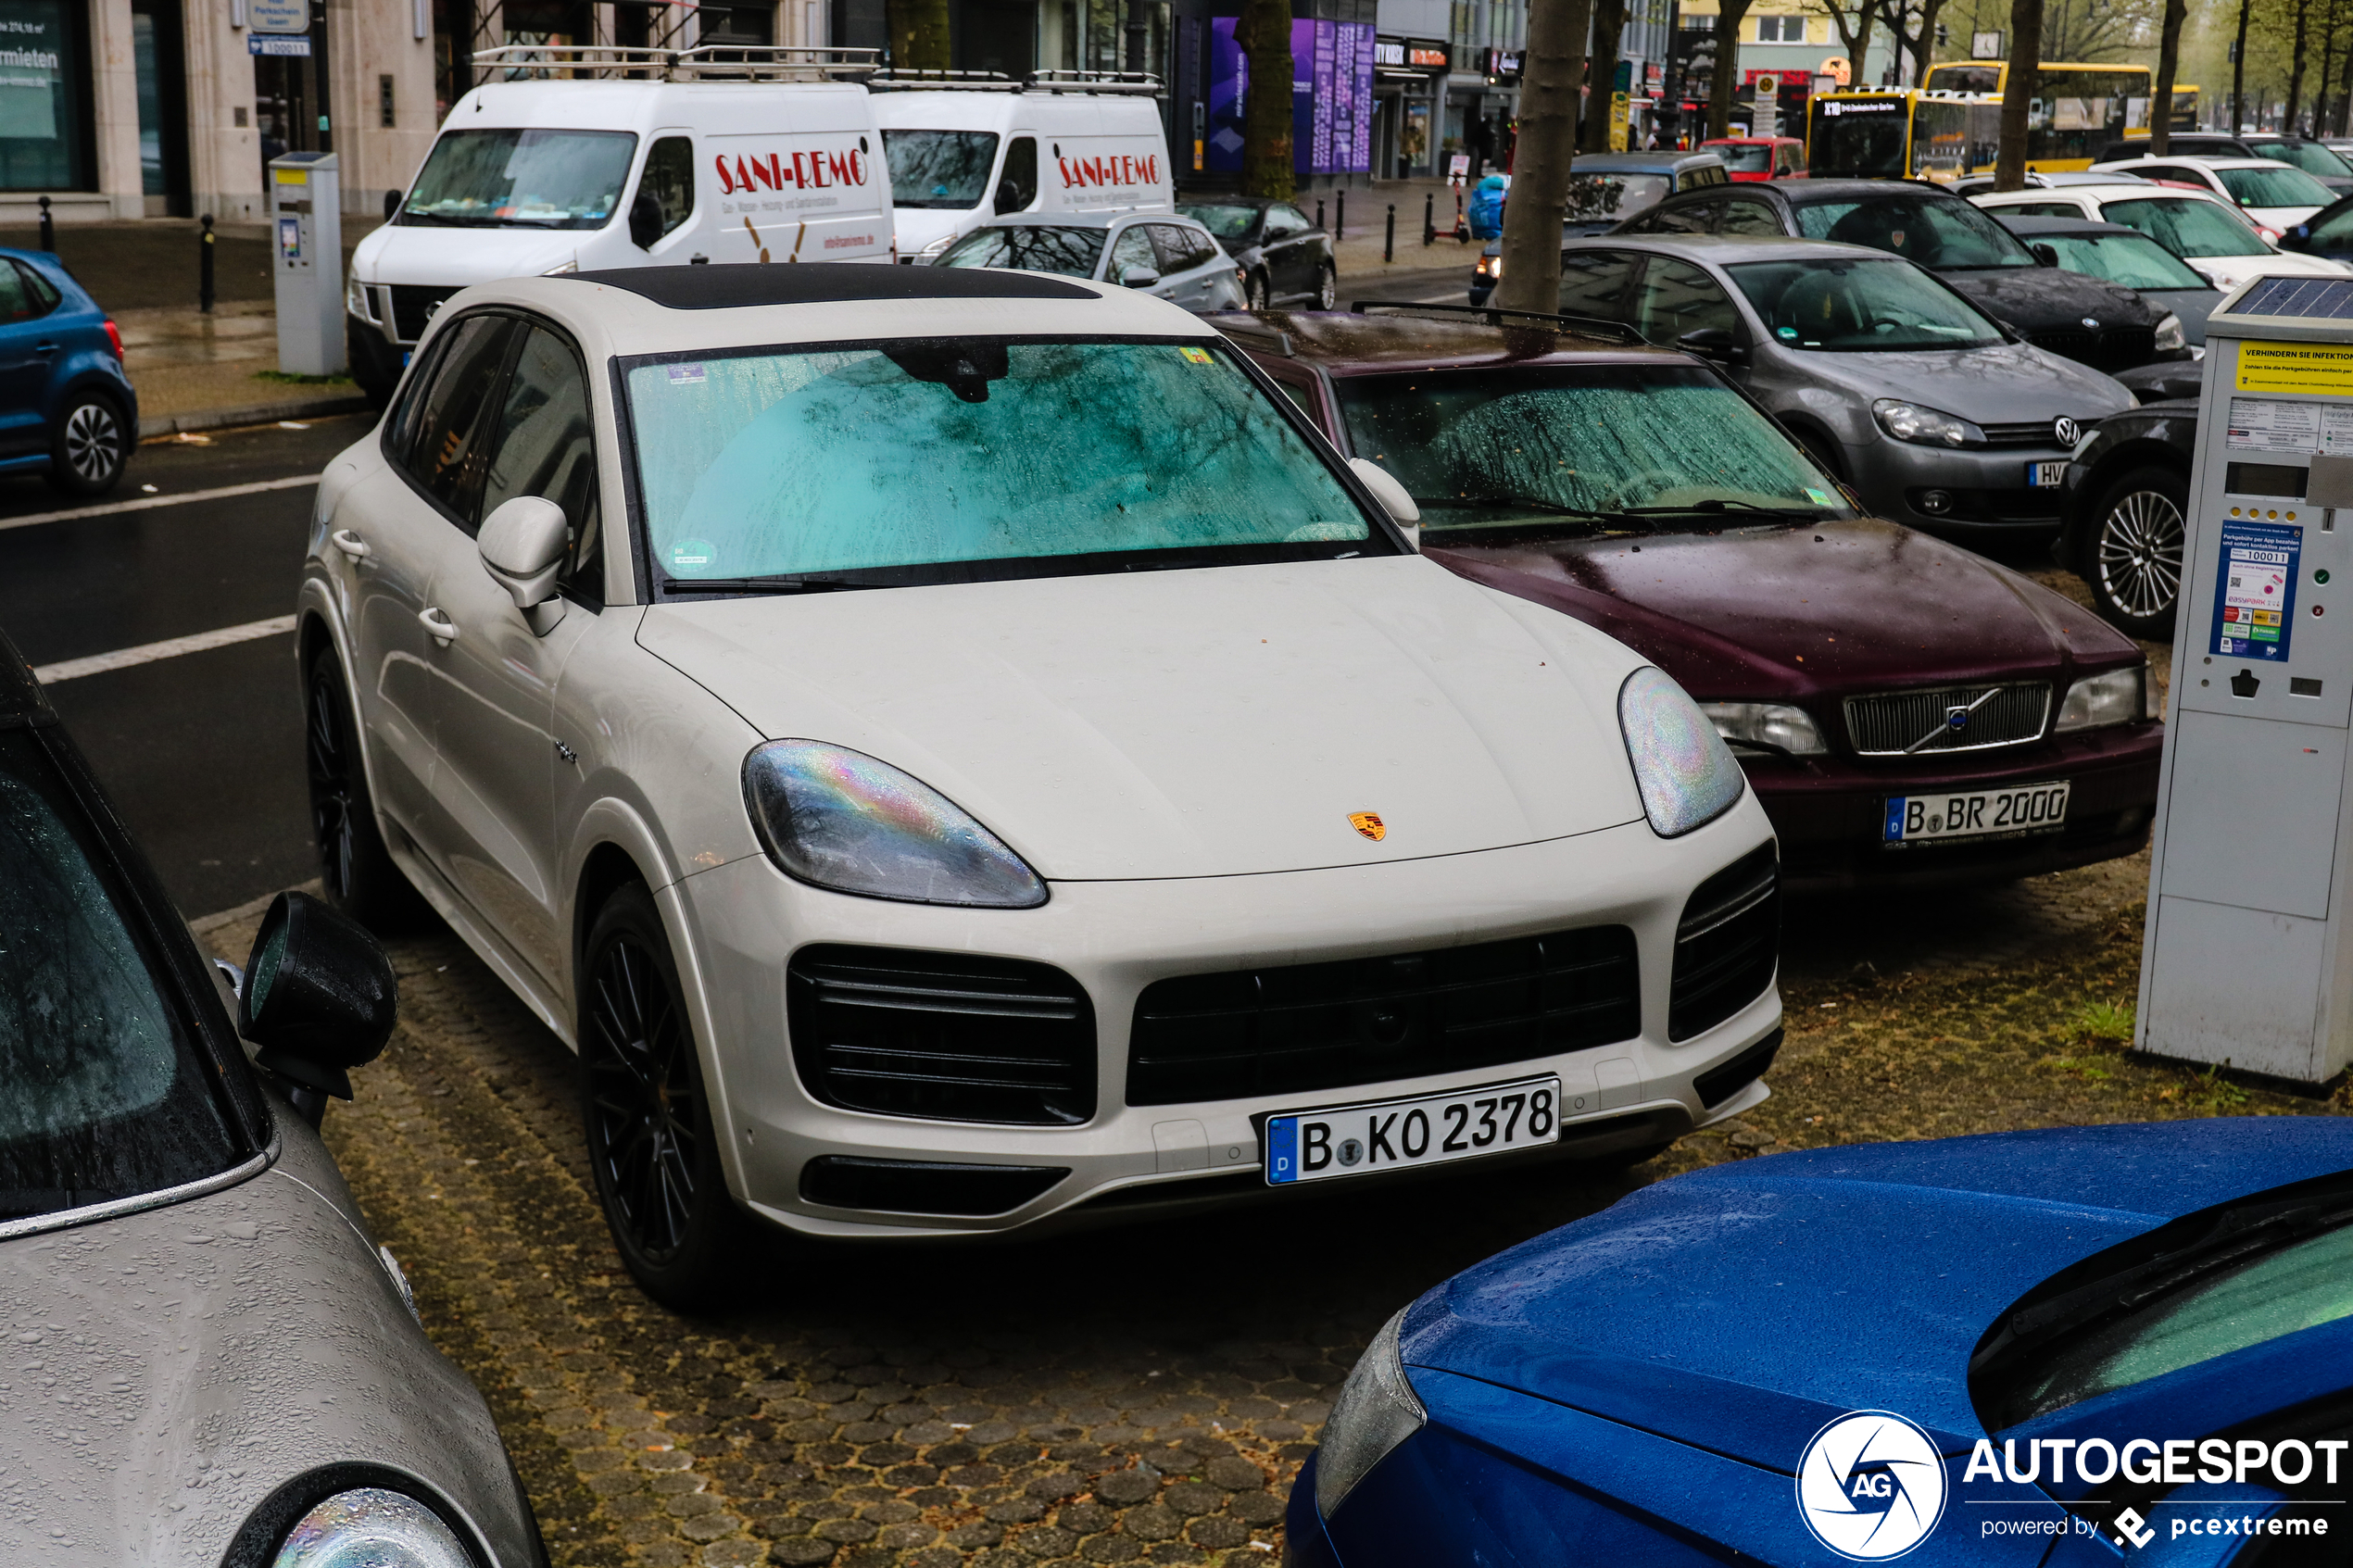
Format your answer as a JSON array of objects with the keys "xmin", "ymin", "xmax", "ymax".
[
  {"xmin": 2086, "ymin": 465, "xmax": 2188, "ymax": 640},
  {"xmin": 1315, "ymin": 262, "xmax": 1339, "ymax": 309},
  {"xmin": 580, "ymin": 882, "xmax": 746, "ymax": 1307},
  {"xmin": 1246, "ymin": 270, "xmax": 1271, "ymax": 310},
  {"xmin": 304, "ymin": 655, "xmax": 425, "ymax": 930},
  {"xmin": 47, "ymin": 394, "xmax": 126, "ymax": 496}
]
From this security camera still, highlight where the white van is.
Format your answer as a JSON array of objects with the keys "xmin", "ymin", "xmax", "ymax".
[
  {"xmin": 872, "ymin": 75, "xmax": 1173, "ymax": 262},
  {"xmin": 346, "ymin": 46, "xmax": 896, "ymax": 402}
]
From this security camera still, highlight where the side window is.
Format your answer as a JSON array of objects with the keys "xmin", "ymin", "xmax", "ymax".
[
  {"xmin": 398, "ymin": 313, "xmax": 518, "ymax": 529},
  {"xmin": 1148, "ymin": 222, "xmax": 1217, "ymax": 272},
  {"xmin": 996, "ymin": 136, "xmax": 1038, "ymax": 215},
  {"xmin": 1267, "ymin": 205, "xmax": 1313, "ymax": 239},
  {"xmin": 478, "ymin": 324, "xmax": 602, "ymax": 605},
  {"xmin": 1642, "ymin": 197, "xmax": 1722, "ymax": 234},
  {"xmin": 1110, "ymin": 225, "xmax": 1160, "ymax": 279},
  {"xmin": 11, "ymin": 262, "xmax": 57, "ymax": 315},
  {"xmin": 1557, "ymin": 249, "xmax": 1639, "ymax": 321},
  {"xmin": 637, "ymin": 136, "xmax": 695, "ymax": 239},
  {"xmin": 0, "ymin": 264, "xmax": 34, "ymax": 324},
  {"xmin": 1718, "ymin": 198, "xmax": 1783, "ymax": 236},
  {"xmin": 2010, "ymin": 201, "xmax": 2083, "ymax": 218},
  {"xmin": 1682, "ymin": 163, "xmax": 1729, "ymax": 188},
  {"xmin": 1627, "ymin": 257, "xmax": 1740, "ymax": 345}
]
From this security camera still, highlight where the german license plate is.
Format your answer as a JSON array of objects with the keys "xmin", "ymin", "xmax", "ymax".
[
  {"xmin": 1265, "ymin": 1075, "xmax": 1560, "ymax": 1185},
  {"xmin": 1883, "ymin": 781, "xmax": 2071, "ymax": 844},
  {"xmin": 2028, "ymin": 460, "xmax": 2068, "ymax": 488}
]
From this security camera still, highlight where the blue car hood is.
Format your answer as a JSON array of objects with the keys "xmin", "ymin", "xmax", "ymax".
[{"xmin": 1403, "ymin": 1119, "xmax": 2353, "ymax": 1468}]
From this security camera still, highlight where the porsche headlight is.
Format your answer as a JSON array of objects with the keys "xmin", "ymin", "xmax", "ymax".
[
  {"xmin": 2153, "ymin": 312, "xmax": 2186, "ymax": 352},
  {"xmin": 742, "ymin": 740, "xmax": 1047, "ymax": 908},
  {"xmin": 1700, "ymin": 701, "xmax": 1829, "ymax": 756},
  {"xmin": 1621, "ymin": 667, "xmax": 1747, "ymax": 836},
  {"xmin": 1314, "ymin": 1307, "xmax": 1426, "ymax": 1519},
  {"xmin": 2055, "ymin": 666, "xmax": 2148, "ymax": 732},
  {"xmin": 1871, "ymin": 398, "xmax": 1981, "ymax": 447},
  {"xmin": 271, "ymin": 1488, "xmax": 471, "ymax": 1568}
]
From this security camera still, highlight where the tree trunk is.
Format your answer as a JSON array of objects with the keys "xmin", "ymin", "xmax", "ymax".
[
  {"xmin": 2316, "ymin": 14, "xmax": 2338, "ymax": 144},
  {"xmin": 2288, "ymin": 0, "xmax": 2312, "ymax": 133},
  {"xmin": 1709, "ymin": 0, "xmax": 1755, "ymax": 136},
  {"xmin": 1994, "ymin": 0, "xmax": 2041, "ymax": 189},
  {"xmin": 1235, "ymin": 0, "xmax": 1295, "ymax": 199},
  {"xmin": 887, "ymin": 0, "xmax": 950, "ymax": 70},
  {"xmin": 1584, "ymin": 0, "xmax": 1629, "ymax": 151},
  {"xmin": 2339, "ymin": 15, "xmax": 2353, "ymax": 132},
  {"xmin": 1494, "ymin": 0, "xmax": 1593, "ymax": 315},
  {"xmin": 2231, "ymin": 0, "xmax": 2251, "ymax": 134},
  {"xmin": 1909, "ymin": 0, "xmax": 1944, "ymax": 87},
  {"xmin": 2150, "ymin": 0, "xmax": 2187, "ymax": 154}
]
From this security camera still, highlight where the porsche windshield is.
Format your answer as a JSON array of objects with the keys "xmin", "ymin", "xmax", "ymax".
[
  {"xmin": 0, "ymin": 729, "xmax": 241, "ymax": 1218},
  {"xmin": 399, "ymin": 128, "xmax": 637, "ymax": 229},
  {"xmin": 626, "ymin": 340, "xmax": 1378, "ymax": 591},
  {"xmin": 1333, "ymin": 363, "xmax": 1853, "ymax": 533}
]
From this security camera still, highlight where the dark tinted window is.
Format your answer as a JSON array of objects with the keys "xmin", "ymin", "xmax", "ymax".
[
  {"xmin": 1633, "ymin": 196, "xmax": 1721, "ymax": 234},
  {"xmin": 637, "ymin": 135, "xmax": 695, "ymax": 239},
  {"xmin": 1557, "ymin": 248, "xmax": 1639, "ymax": 320},
  {"xmin": 1629, "ymin": 257, "xmax": 1740, "ymax": 342},
  {"xmin": 480, "ymin": 324, "xmax": 602, "ymax": 604},
  {"xmin": 0, "ymin": 728, "xmax": 241, "ymax": 1219},
  {"xmin": 997, "ymin": 136, "xmax": 1038, "ymax": 214},
  {"xmin": 0, "ymin": 263, "xmax": 35, "ymax": 323},
  {"xmin": 399, "ymin": 312, "xmax": 518, "ymax": 527},
  {"xmin": 884, "ymin": 129, "xmax": 1001, "ymax": 209},
  {"xmin": 12, "ymin": 262, "xmax": 57, "ymax": 315},
  {"xmin": 1718, "ymin": 198, "xmax": 1784, "ymax": 235},
  {"xmin": 1148, "ymin": 222, "xmax": 1219, "ymax": 272},
  {"xmin": 1794, "ymin": 194, "xmax": 2037, "ymax": 267}
]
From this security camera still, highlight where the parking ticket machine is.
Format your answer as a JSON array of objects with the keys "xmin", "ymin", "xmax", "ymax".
[
  {"xmin": 2140, "ymin": 277, "xmax": 2353, "ymax": 1085},
  {"xmin": 269, "ymin": 150, "xmax": 344, "ymax": 377}
]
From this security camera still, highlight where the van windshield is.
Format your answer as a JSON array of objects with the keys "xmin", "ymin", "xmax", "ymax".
[
  {"xmin": 885, "ymin": 130, "xmax": 1001, "ymax": 208},
  {"xmin": 399, "ymin": 128, "xmax": 637, "ymax": 229}
]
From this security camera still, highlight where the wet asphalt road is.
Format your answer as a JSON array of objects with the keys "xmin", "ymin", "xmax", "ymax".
[{"xmin": 0, "ymin": 414, "xmax": 371, "ymax": 916}]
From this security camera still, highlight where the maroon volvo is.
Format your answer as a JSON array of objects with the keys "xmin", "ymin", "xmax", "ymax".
[{"xmin": 1217, "ymin": 307, "xmax": 2162, "ymax": 890}]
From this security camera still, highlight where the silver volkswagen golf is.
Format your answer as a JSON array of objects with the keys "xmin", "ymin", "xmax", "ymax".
[
  {"xmin": 0, "ymin": 631, "xmax": 542, "ymax": 1564},
  {"xmin": 1552, "ymin": 233, "xmax": 2134, "ymax": 542}
]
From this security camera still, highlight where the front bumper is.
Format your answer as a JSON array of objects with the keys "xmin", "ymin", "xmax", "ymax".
[
  {"xmin": 1843, "ymin": 433, "xmax": 2078, "ymax": 539},
  {"xmin": 1748, "ymin": 721, "xmax": 2163, "ymax": 891},
  {"xmin": 674, "ymin": 812, "xmax": 1784, "ymax": 1239}
]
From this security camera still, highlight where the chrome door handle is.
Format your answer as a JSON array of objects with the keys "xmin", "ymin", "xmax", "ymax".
[
  {"xmin": 331, "ymin": 529, "xmax": 371, "ymax": 558},
  {"xmin": 417, "ymin": 607, "xmax": 459, "ymax": 645}
]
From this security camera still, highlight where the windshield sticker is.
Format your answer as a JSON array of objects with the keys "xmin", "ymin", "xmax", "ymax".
[
  {"xmin": 1776, "ymin": 325, "xmax": 1799, "ymax": 340},
  {"xmin": 2210, "ymin": 519, "xmax": 2301, "ymax": 661},
  {"xmin": 1805, "ymin": 487, "xmax": 1836, "ymax": 507},
  {"xmin": 668, "ymin": 539, "xmax": 719, "ymax": 571},
  {"xmin": 1176, "ymin": 345, "xmax": 1215, "ymax": 364},
  {"xmin": 667, "ymin": 364, "xmax": 707, "ymax": 385}
]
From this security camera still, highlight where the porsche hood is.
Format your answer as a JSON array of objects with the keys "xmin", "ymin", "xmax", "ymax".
[{"xmin": 637, "ymin": 556, "xmax": 1658, "ymax": 882}]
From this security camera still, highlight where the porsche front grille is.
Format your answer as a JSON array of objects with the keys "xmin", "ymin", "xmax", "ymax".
[
  {"xmin": 1844, "ymin": 683, "xmax": 2051, "ymax": 756},
  {"xmin": 1669, "ymin": 845, "xmax": 1780, "ymax": 1041}
]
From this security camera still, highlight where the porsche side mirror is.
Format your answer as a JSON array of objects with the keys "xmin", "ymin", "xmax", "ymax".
[
  {"xmin": 629, "ymin": 191, "xmax": 665, "ymax": 250},
  {"xmin": 1349, "ymin": 457, "xmax": 1421, "ymax": 549},
  {"xmin": 383, "ymin": 188, "xmax": 401, "ymax": 221},
  {"xmin": 2031, "ymin": 243, "xmax": 2060, "ymax": 267},
  {"xmin": 1119, "ymin": 262, "xmax": 1162, "ymax": 288},
  {"xmin": 479, "ymin": 495, "xmax": 571, "ymax": 633},
  {"xmin": 1677, "ymin": 326, "xmax": 1748, "ymax": 365},
  {"xmin": 240, "ymin": 891, "xmax": 397, "ymax": 1128}
]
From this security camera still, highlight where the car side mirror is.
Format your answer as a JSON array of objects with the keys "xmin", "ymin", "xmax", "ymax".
[
  {"xmin": 1676, "ymin": 326, "xmax": 1748, "ymax": 365},
  {"xmin": 1118, "ymin": 263, "xmax": 1162, "ymax": 289},
  {"xmin": 994, "ymin": 179, "xmax": 1026, "ymax": 217},
  {"xmin": 2283, "ymin": 225, "xmax": 2312, "ymax": 251},
  {"xmin": 629, "ymin": 191, "xmax": 665, "ymax": 250},
  {"xmin": 1349, "ymin": 456, "xmax": 1421, "ymax": 548},
  {"xmin": 479, "ymin": 495, "xmax": 571, "ymax": 633},
  {"xmin": 239, "ymin": 891, "xmax": 397, "ymax": 1128},
  {"xmin": 383, "ymin": 188, "xmax": 400, "ymax": 221},
  {"xmin": 2031, "ymin": 242, "xmax": 2060, "ymax": 267}
]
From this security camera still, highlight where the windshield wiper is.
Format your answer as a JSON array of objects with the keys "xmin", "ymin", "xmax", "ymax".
[
  {"xmin": 1421, "ymin": 495, "xmax": 1655, "ymax": 531},
  {"xmin": 661, "ymin": 575, "xmax": 882, "ymax": 596},
  {"xmin": 1625, "ymin": 500, "xmax": 1827, "ymax": 520}
]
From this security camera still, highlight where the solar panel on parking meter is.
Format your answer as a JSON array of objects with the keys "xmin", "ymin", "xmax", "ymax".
[{"xmin": 2139, "ymin": 274, "xmax": 2353, "ymax": 1085}]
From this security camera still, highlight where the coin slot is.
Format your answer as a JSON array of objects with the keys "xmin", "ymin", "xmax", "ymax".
[{"xmin": 2292, "ymin": 677, "xmax": 2324, "ymax": 696}]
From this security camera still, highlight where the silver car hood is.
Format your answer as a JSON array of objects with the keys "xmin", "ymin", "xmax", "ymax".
[
  {"xmin": 1779, "ymin": 338, "xmax": 2134, "ymax": 424},
  {"xmin": 0, "ymin": 1120, "xmax": 535, "ymax": 1564}
]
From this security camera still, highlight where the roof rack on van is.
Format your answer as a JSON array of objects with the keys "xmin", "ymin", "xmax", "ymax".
[
  {"xmin": 469, "ymin": 44, "xmax": 881, "ymax": 81},
  {"xmin": 867, "ymin": 67, "xmax": 1164, "ymax": 94},
  {"xmin": 1350, "ymin": 300, "xmax": 1646, "ymax": 346}
]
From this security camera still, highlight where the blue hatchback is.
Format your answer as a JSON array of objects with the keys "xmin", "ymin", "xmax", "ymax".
[
  {"xmin": 0, "ymin": 247, "xmax": 134, "ymax": 496},
  {"xmin": 1293, "ymin": 1118, "xmax": 2353, "ymax": 1566}
]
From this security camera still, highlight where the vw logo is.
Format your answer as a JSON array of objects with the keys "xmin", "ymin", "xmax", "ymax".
[
  {"xmin": 1794, "ymin": 1411, "xmax": 1949, "ymax": 1560},
  {"xmin": 2054, "ymin": 416, "xmax": 2081, "ymax": 446}
]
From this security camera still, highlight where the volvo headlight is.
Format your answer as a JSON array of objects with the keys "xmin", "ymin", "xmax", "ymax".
[
  {"xmin": 345, "ymin": 273, "xmax": 374, "ymax": 323},
  {"xmin": 1700, "ymin": 701, "xmax": 1829, "ymax": 756},
  {"xmin": 2153, "ymin": 312, "xmax": 2186, "ymax": 353},
  {"xmin": 2056, "ymin": 666, "xmax": 2148, "ymax": 732},
  {"xmin": 742, "ymin": 740, "xmax": 1047, "ymax": 908},
  {"xmin": 1621, "ymin": 667, "xmax": 1747, "ymax": 836},
  {"xmin": 271, "ymin": 1488, "xmax": 471, "ymax": 1568},
  {"xmin": 1871, "ymin": 398, "xmax": 1981, "ymax": 447},
  {"xmin": 1315, "ymin": 1307, "xmax": 1426, "ymax": 1519}
]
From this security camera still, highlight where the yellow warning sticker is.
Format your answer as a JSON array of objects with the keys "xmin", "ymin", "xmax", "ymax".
[
  {"xmin": 2236, "ymin": 340, "xmax": 2353, "ymax": 394},
  {"xmin": 1176, "ymin": 345, "xmax": 1215, "ymax": 364}
]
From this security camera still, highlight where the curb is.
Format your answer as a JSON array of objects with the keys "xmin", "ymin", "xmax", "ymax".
[{"xmin": 139, "ymin": 395, "xmax": 374, "ymax": 441}]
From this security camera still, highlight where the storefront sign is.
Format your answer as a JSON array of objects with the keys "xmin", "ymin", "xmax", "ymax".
[
  {"xmin": 1206, "ymin": 18, "xmax": 1374, "ymax": 177},
  {"xmin": 0, "ymin": 0, "xmax": 65, "ymax": 144},
  {"xmin": 1375, "ymin": 38, "xmax": 1449, "ymax": 71},
  {"xmin": 1486, "ymin": 48, "xmax": 1520, "ymax": 78},
  {"xmin": 245, "ymin": 0, "xmax": 308, "ymax": 33},
  {"xmin": 1408, "ymin": 43, "xmax": 1448, "ymax": 69}
]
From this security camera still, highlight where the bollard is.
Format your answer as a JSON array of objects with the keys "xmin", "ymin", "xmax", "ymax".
[
  {"xmin": 37, "ymin": 194, "xmax": 51, "ymax": 253},
  {"xmin": 1425, "ymin": 192, "xmax": 1434, "ymax": 246},
  {"xmin": 1337, "ymin": 190, "xmax": 1346, "ymax": 240},
  {"xmin": 1385, "ymin": 204, "xmax": 1394, "ymax": 263},
  {"xmin": 199, "ymin": 214, "xmax": 216, "ymax": 313},
  {"xmin": 1316, "ymin": 199, "xmax": 1326, "ymax": 232}
]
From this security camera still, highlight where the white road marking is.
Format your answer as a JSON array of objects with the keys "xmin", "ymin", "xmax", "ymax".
[
  {"xmin": 32, "ymin": 614, "xmax": 299, "ymax": 684},
  {"xmin": 0, "ymin": 472, "xmax": 321, "ymax": 535}
]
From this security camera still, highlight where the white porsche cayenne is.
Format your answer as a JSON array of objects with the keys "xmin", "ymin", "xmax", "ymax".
[{"xmin": 298, "ymin": 264, "xmax": 1785, "ymax": 1303}]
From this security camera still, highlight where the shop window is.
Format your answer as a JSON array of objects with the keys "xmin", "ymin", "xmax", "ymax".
[{"xmin": 0, "ymin": 0, "xmax": 93, "ymax": 193}]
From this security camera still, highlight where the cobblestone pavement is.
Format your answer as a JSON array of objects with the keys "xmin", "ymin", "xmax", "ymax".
[{"xmin": 190, "ymin": 576, "xmax": 2346, "ymax": 1568}]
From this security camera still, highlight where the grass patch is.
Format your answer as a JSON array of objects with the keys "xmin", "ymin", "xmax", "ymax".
[{"xmin": 253, "ymin": 368, "xmax": 354, "ymax": 386}]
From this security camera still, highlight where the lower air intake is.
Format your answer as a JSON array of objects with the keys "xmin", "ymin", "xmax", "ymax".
[{"xmin": 1669, "ymin": 845, "xmax": 1780, "ymax": 1041}]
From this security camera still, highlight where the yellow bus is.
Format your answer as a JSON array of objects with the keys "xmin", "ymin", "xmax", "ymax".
[
  {"xmin": 1918, "ymin": 61, "xmax": 2196, "ymax": 157},
  {"xmin": 1807, "ymin": 90, "xmax": 2000, "ymax": 182}
]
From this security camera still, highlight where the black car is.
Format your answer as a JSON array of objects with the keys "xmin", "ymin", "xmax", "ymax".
[
  {"xmin": 2277, "ymin": 191, "xmax": 2353, "ymax": 268},
  {"xmin": 1465, "ymin": 151, "xmax": 1732, "ymax": 302},
  {"xmin": 2097, "ymin": 133, "xmax": 2353, "ymax": 194},
  {"xmin": 2061, "ymin": 395, "xmax": 2198, "ymax": 639},
  {"xmin": 1610, "ymin": 178, "xmax": 2186, "ymax": 372},
  {"xmin": 1176, "ymin": 198, "xmax": 1337, "ymax": 310}
]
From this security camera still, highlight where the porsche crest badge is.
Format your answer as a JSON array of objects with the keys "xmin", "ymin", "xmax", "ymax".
[{"xmin": 1350, "ymin": 812, "xmax": 1387, "ymax": 842}]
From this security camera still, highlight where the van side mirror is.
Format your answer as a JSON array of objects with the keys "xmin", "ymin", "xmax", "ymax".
[
  {"xmin": 1677, "ymin": 326, "xmax": 1748, "ymax": 365},
  {"xmin": 629, "ymin": 192, "xmax": 665, "ymax": 250},
  {"xmin": 480, "ymin": 495, "xmax": 571, "ymax": 633},
  {"xmin": 240, "ymin": 891, "xmax": 397, "ymax": 1127},
  {"xmin": 384, "ymin": 188, "xmax": 400, "ymax": 221},
  {"xmin": 2031, "ymin": 242, "xmax": 2060, "ymax": 267},
  {"xmin": 1119, "ymin": 263, "xmax": 1162, "ymax": 288}
]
